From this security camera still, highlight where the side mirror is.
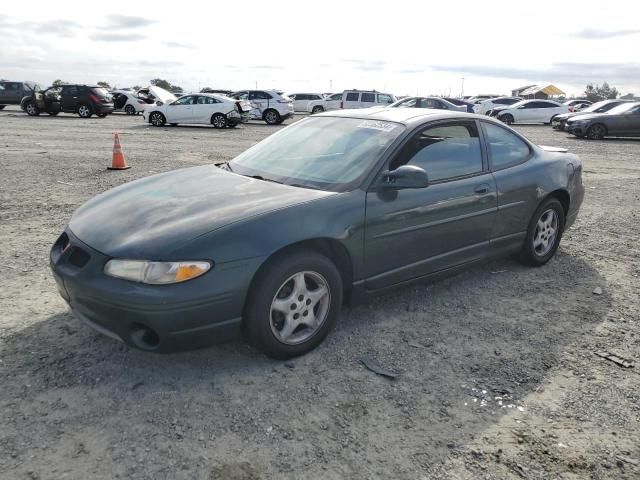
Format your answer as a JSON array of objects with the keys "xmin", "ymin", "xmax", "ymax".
[
  {"xmin": 156, "ymin": 100, "xmax": 164, "ymax": 106},
  {"xmin": 379, "ymin": 165, "xmax": 429, "ymax": 189}
]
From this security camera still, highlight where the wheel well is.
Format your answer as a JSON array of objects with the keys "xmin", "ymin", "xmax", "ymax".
[
  {"xmin": 548, "ymin": 189, "xmax": 570, "ymax": 217},
  {"xmin": 249, "ymin": 238, "xmax": 354, "ymax": 303},
  {"xmin": 590, "ymin": 122, "xmax": 608, "ymax": 134}
]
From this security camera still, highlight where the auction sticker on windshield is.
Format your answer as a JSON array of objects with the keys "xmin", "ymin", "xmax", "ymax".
[{"xmin": 357, "ymin": 120, "xmax": 400, "ymax": 132}]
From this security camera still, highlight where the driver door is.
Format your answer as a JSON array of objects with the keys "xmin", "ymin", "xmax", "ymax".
[
  {"xmin": 363, "ymin": 120, "xmax": 497, "ymax": 290},
  {"xmin": 165, "ymin": 95, "xmax": 196, "ymax": 123}
]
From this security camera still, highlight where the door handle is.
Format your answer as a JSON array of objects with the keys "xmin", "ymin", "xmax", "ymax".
[{"xmin": 474, "ymin": 184, "xmax": 490, "ymax": 194}]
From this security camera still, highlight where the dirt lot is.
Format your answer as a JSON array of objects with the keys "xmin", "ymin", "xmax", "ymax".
[{"xmin": 0, "ymin": 106, "xmax": 638, "ymax": 480}]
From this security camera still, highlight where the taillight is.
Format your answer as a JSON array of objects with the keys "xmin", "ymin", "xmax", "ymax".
[{"xmin": 89, "ymin": 94, "xmax": 100, "ymax": 103}]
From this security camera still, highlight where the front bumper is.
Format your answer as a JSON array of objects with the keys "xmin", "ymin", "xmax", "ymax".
[
  {"xmin": 49, "ymin": 229, "xmax": 261, "ymax": 353},
  {"xmin": 566, "ymin": 124, "xmax": 587, "ymax": 136},
  {"xmin": 97, "ymin": 105, "xmax": 114, "ymax": 114}
]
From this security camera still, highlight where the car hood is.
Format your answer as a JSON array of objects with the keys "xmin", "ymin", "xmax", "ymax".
[
  {"xmin": 69, "ymin": 165, "xmax": 334, "ymax": 258},
  {"xmin": 566, "ymin": 112, "xmax": 608, "ymax": 123},
  {"xmin": 149, "ymin": 85, "xmax": 176, "ymax": 104}
]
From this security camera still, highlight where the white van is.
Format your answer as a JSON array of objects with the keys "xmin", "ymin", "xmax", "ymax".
[{"xmin": 340, "ymin": 90, "xmax": 396, "ymax": 109}]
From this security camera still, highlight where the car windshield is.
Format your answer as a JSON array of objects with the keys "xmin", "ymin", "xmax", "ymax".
[
  {"xmin": 606, "ymin": 103, "xmax": 638, "ymax": 115},
  {"xmin": 582, "ymin": 101, "xmax": 609, "ymax": 112},
  {"xmin": 229, "ymin": 116, "xmax": 404, "ymax": 192}
]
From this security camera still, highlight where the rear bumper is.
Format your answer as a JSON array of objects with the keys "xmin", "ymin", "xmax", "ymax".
[
  {"xmin": 50, "ymin": 229, "xmax": 262, "ymax": 353},
  {"xmin": 97, "ymin": 105, "xmax": 114, "ymax": 114}
]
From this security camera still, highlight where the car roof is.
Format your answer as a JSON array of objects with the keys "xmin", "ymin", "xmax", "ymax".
[{"xmin": 315, "ymin": 107, "xmax": 498, "ymax": 126}]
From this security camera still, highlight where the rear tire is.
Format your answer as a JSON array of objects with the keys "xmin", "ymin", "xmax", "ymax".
[
  {"xmin": 518, "ymin": 198, "xmax": 565, "ymax": 267},
  {"xmin": 25, "ymin": 101, "xmax": 40, "ymax": 116},
  {"xmin": 124, "ymin": 104, "xmax": 136, "ymax": 115},
  {"xmin": 78, "ymin": 104, "xmax": 93, "ymax": 118},
  {"xmin": 244, "ymin": 250, "xmax": 343, "ymax": 359},
  {"xmin": 211, "ymin": 113, "xmax": 227, "ymax": 129},
  {"xmin": 0, "ymin": 105, "xmax": 5, "ymax": 110},
  {"xmin": 311, "ymin": 106, "xmax": 324, "ymax": 114},
  {"xmin": 263, "ymin": 109, "xmax": 281, "ymax": 125},
  {"xmin": 587, "ymin": 123, "xmax": 606, "ymax": 140}
]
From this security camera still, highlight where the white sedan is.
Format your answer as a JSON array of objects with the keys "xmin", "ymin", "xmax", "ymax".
[
  {"xmin": 142, "ymin": 93, "xmax": 251, "ymax": 128},
  {"xmin": 111, "ymin": 89, "xmax": 152, "ymax": 115},
  {"xmin": 490, "ymin": 99, "xmax": 569, "ymax": 125}
]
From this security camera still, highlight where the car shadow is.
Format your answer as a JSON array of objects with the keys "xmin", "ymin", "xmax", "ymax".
[{"xmin": 0, "ymin": 251, "xmax": 609, "ymax": 476}]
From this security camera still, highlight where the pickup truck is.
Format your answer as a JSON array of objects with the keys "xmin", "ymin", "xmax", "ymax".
[{"xmin": 0, "ymin": 81, "xmax": 40, "ymax": 109}]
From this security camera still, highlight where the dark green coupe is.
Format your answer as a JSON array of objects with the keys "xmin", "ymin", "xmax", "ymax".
[{"xmin": 50, "ymin": 109, "xmax": 584, "ymax": 359}]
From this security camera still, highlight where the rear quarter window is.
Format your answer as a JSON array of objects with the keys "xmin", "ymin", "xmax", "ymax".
[
  {"xmin": 361, "ymin": 93, "xmax": 375, "ymax": 102},
  {"xmin": 482, "ymin": 122, "xmax": 531, "ymax": 170},
  {"xmin": 345, "ymin": 92, "xmax": 359, "ymax": 101}
]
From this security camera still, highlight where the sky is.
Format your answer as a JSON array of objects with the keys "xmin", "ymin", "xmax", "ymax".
[{"xmin": 1, "ymin": 0, "xmax": 639, "ymax": 97}]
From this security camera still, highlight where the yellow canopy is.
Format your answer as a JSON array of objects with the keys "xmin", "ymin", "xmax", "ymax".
[{"xmin": 520, "ymin": 84, "xmax": 565, "ymax": 96}]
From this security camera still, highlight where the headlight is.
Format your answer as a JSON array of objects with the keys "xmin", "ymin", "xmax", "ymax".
[{"xmin": 104, "ymin": 259, "xmax": 211, "ymax": 284}]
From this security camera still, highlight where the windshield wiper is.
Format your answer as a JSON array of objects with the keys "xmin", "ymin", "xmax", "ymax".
[{"xmin": 246, "ymin": 175, "xmax": 282, "ymax": 184}]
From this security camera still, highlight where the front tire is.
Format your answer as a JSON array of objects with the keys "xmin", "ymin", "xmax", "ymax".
[
  {"xmin": 211, "ymin": 113, "xmax": 227, "ymax": 129},
  {"xmin": 263, "ymin": 109, "xmax": 281, "ymax": 125},
  {"xmin": 500, "ymin": 113, "xmax": 514, "ymax": 125},
  {"xmin": 311, "ymin": 106, "xmax": 324, "ymax": 114},
  {"xmin": 518, "ymin": 198, "xmax": 565, "ymax": 266},
  {"xmin": 150, "ymin": 112, "xmax": 166, "ymax": 127},
  {"xmin": 587, "ymin": 123, "xmax": 606, "ymax": 140},
  {"xmin": 124, "ymin": 104, "xmax": 136, "ymax": 115},
  {"xmin": 25, "ymin": 102, "xmax": 40, "ymax": 116},
  {"xmin": 244, "ymin": 250, "xmax": 343, "ymax": 359}
]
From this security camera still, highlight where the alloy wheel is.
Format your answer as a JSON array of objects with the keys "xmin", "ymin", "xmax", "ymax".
[
  {"xmin": 264, "ymin": 111, "xmax": 279, "ymax": 124},
  {"xmin": 78, "ymin": 105, "xmax": 91, "ymax": 118},
  {"xmin": 588, "ymin": 124, "xmax": 605, "ymax": 140},
  {"xmin": 533, "ymin": 209, "xmax": 558, "ymax": 256},
  {"xmin": 151, "ymin": 113, "xmax": 164, "ymax": 126},
  {"xmin": 125, "ymin": 105, "xmax": 135, "ymax": 115},
  {"xmin": 26, "ymin": 103, "xmax": 37, "ymax": 115},
  {"xmin": 270, "ymin": 271, "xmax": 330, "ymax": 345},
  {"xmin": 212, "ymin": 114, "xmax": 226, "ymax": 128}
]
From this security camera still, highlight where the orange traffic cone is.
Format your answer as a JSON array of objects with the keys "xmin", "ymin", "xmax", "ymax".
[{"xmin": 108, "ymin": 132, "xmax": 131, "ymax": 170}]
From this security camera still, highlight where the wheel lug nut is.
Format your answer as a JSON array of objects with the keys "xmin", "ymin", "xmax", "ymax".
[
  {"xmin": 298, "ymin": 295, "xmax": 304, "ymax": 301},
  {"xmin": 294, "ymin": 313, "xmax": 300, "ymax": 320},
  {"xmin": 290, "ymin": 304, "xmax": 296, "ymax": 310},
  {"xmin": 306, "ymin": 299, "xmax": 311, "ymax": 305},
  {"xmin": 303, "ymin": 311, "xmax": 308, "ymax": 316}
]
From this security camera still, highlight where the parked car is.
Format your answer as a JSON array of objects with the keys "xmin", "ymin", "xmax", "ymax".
[
  {"xmin": 307, "ymin": 92, "xmax": 343, "ymax": 114},
  {"xmin": 552, "ymin": 100, "xmax": 630, "ymax": 130},
  {"xmin": 230, "ymin": 90, "xmax": 294, "ymax": 125},
  {"xmin": 142, "ymin": 93, "xmax": 251, "ymax": 128},
  {"xmin": 340, "ymin": 90, "xmax": 396, "ymax": 109},
  {"xmin": 0, "ymin": 81, "xmax": 40, "ymax": 109},
  {"xmin": 563, "ymin": 99, "xmax": 592, "ymax": 112},
  {"xmin": 386, "ymin": 96, "xmax": 468, "ymax": 112},
  {"xmin": 21, "ymin": 84, "xmax": 114, "ymax": 118},
  {"xmin": 200, "ymin": 89, "xmax": 233, "ymax": 96},
  {"xmin": 442, "ymin": 97, "xmax": 475, "ymax": 113},
  {"xmin": 490, "ymin": 100, "xmax": 568, "ymax": 125},
  {"xmin": 50, "ymin": 109, "xmax": 584, "ymax": 359},
  {"xmin": 111, "ymin": 89, "xmax": 150, "ymax": 115},
  {"xmin": 475, "ymin": 96, "xmax": 522, "ymax": 115},
  {"xmin": 566, "ymin": 101, "xmax": 640, "ymax": 139},
  {"xmin": 287, "ymin": 93, "xmax": 325, "ymax": 112},
  {"xmin": 466, "ymin": 95, "xmax": 500, "ymax": 104}
]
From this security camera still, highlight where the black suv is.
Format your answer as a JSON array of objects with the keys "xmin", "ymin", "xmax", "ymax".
[
  {"xmin": 21, "ymin": 84, "xmax": 114, "ymax": 118},
  {"xmin": 0, "ymin": 81, "xmax": 40, "ymax": 109}
]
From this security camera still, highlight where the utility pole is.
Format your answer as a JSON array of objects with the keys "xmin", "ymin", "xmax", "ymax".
[
  {"xmin": 330, "ymin": 79, "xmax": 332, "ymax": 91},
  {"xmin": 460, "ymin": 77, "xmax": 465, "ymax": 98},
  {"xmin": 255, "ymin": 80, "xmax": 258, "ymax": 89}
]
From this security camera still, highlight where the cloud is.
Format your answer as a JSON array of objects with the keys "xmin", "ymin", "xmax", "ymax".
[
  {"xmin": 574, "ymin": 28, "xmax": 640, "ymax": 39},
  {"xmin": 90, "ymin": 32, "xmax": 147, "ymax": 42},
  {"xmin": 0, "ymin": 16, "xmax": 81, "ymax": 37},
  {"xmin": 251, "ymin": 65, "xmax": 284, "ymax": 70},
  {"xmin": 430, "ymin": 62, "xmax": 640, "ymax": 84},
  {"xmin": 104, "ymin": 14, "xmax": 155, "ymax": 29},
  {"xmin": 165, "ymin": 41, "xmax": 194, "ymax": 49},
  {"xmin": 342, "ymin": 59, "xmax": 386, "ymax": 71}
]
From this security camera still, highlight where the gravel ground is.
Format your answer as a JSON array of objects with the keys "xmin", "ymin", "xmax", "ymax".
[{"xmin": 0, "ymin": 107, "xmax": 638, "ymax": 480}]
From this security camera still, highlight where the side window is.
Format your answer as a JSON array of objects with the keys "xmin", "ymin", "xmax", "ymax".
[
  {"xmin": 310, "ymin": 94, "xmax": 322, "ymax": 100},
  {"xmin": 175, "ymin": 95, "xmax": 195, "ymax": 105},
  {"xmin": 197, "ymin": 96, "xmax": 218, "ymax": 104},
  {"xmin": 377, "ymin": 94, "xmax": 393, "ymax": 104},
  {"xmin": 297, "ymin": 94, "xmax": 309, "ymax": 101},
  {"xmin": 522, "ymin": 102, "xmax": 537, "ymax": 109},
  {"xmin": 483, "ymin": 122, "xmax": 531, "ymax": 170},
  {"xmin": 233, "ymin": 91, "xmax": 249, "ymax": 100},
  {"xmin": 288, "ymin": 94, "xmax": 296, "ymax": 100},
  {"xmin": 434, "ymin": 100, "xmax": 448, "ymax": 110},
  {"xmin": 361, "ymin": 93, "xmax": 375, "ymax": 102},
  {"xmin": 538, "ymin": 102, "xmax": 554, "ymax": 108},
  {"xmin": 345, "ymin": 92, "xmax": 359, "ymax": 101},
  {"xmin": 64, "ymin": 86, "xmax": 78, "ymax": 96},
  {"xmin": 330, "ymin": 93, "xmax": 342, "ymax": 101},
  {"xmin": 391, "ymin": 122, "xmax": 483, "ymax": 182},
  {"xmin": 250, "ymin": 91, "xmax": 272, "ymax": 100}
]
